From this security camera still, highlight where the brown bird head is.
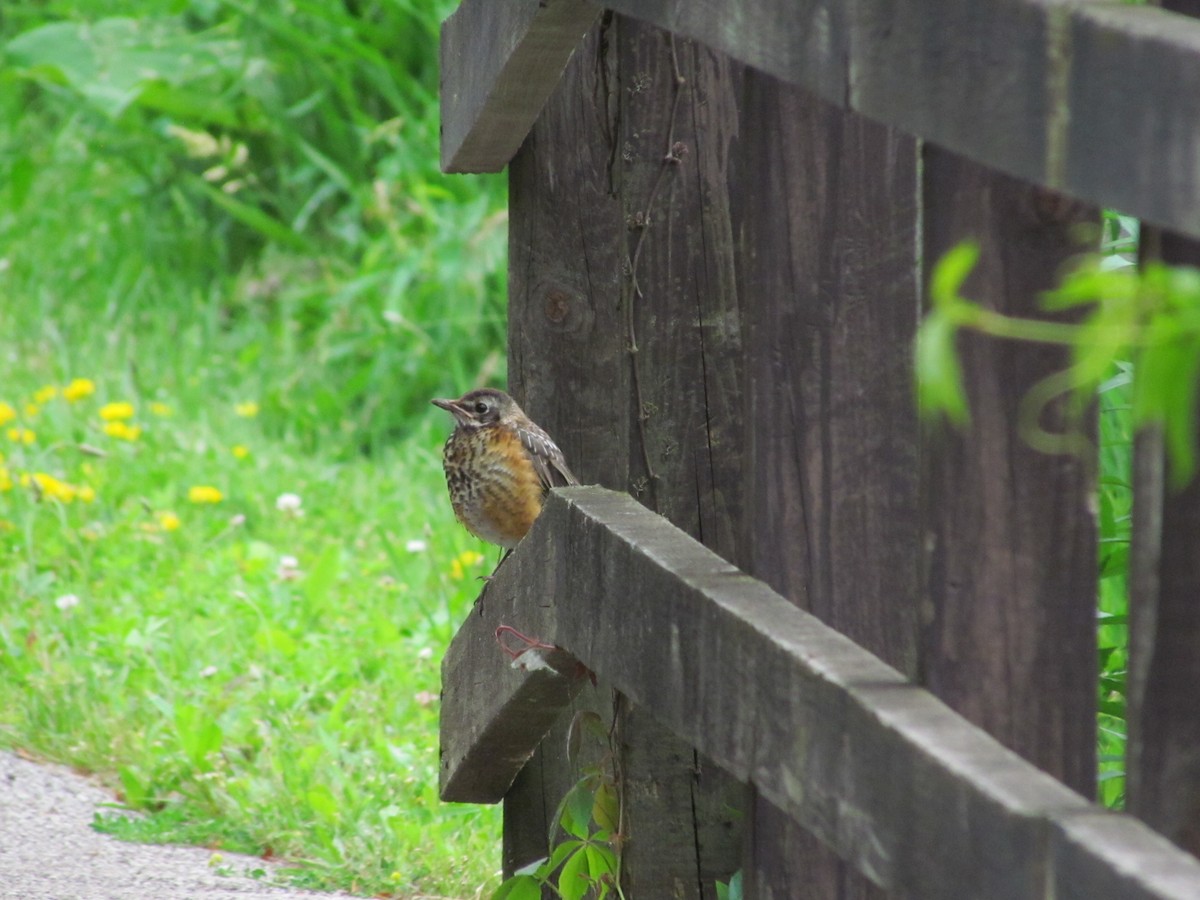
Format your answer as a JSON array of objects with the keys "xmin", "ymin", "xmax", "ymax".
[{"xmin": 431, "ymin": 388, "xmax": 519, "ymax": 430}]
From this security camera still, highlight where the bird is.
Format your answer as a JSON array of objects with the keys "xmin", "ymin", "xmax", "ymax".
[{"xmin": 431, "ymin": 388, "xmax": 578, "ymax": 550}]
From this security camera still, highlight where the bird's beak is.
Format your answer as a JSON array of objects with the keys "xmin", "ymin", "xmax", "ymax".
[{"xmin": 432, "ymin": 397, "xmax": 468, "ymax": 425}]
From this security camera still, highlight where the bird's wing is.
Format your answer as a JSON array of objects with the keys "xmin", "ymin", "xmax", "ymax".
[{"xmin": 517, "ymin": 424, "xmax": 579, "ymax": 490}]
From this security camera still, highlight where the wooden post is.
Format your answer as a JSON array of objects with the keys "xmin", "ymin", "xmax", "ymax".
[
  {"xmin": 1125, "ymin": 2, "xmax": 1200, "ymax": 855},
  {"xmin": 920, "ymin": 148, "xmax": 1099, "ymax": 795},
  {"xmin": 1128, "ymin": 191, "xmax": 1200, "ymax": 853},
  {"xmin": 506, "ymin": 16, "xmax": 748, "ymax": 895},
  {"xmin": 731, "ymin": 70, "xmax": 921, "ymax": 898}
]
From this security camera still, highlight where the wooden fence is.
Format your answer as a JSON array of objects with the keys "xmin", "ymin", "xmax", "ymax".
[{"xmin": 436, "ymin": 0, "xmax": 1200, "ymax": 896}]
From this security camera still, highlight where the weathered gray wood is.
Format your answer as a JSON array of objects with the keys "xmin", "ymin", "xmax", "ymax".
[
  {"xmin": 439, "ymin": 0, "xmax": 600, "ymax": 173},
  {"xmin": 921, "ymin": 148, "xmax": 1098, "ymax": 795},
  {"xmin": 601, "ymin": 0, "xmax": 1200, "ymax": 238},
  {"xmin": 1128, "ymin": 224, "xmax": 1200, "ymax": 855},
  {"xmin": 502, "ymin": 17, "xmax": 631, "ymax": 884},
  {"xmin": 730, "ymin": 69, "xmax": 920, "ymax": 899},
  {"xmin": 1051, "ymin": 810, "xmax": 1200, "ymax": 900},
  {"xmin": 439, "ymin": 624, "xmax": 589, "ymax": 802},
  {"xmin": 442, "ymin": 0, "xmax": 1200, "ymax": 237},
  {"xmin": 440, "ymin": 486, "xmax": 1200, "ymax": 899},
  {"xmin": 505, "ymin": 17, "xmax": 743, "ymax": 894}
]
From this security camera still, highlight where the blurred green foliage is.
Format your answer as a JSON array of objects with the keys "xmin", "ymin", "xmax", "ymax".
[{"xmin": 0, "ymin": 0, "xmax": 507, "ymax": 457}]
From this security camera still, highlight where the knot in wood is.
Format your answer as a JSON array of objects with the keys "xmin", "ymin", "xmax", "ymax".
[{"xmin": 544, "ymin": 287, "xmax": 571, "ymax": 324}]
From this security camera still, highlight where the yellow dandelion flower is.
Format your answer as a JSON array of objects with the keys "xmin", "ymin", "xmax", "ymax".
[
  {"xmin": 157, "ymin": 511, "xmax": 181, "ymax": 531},
  {"xmin": 188, "ymin": 485, "xmax": 224, "ymax": 504},
  {"xmin": 234, "ymin": 401, "xmax": 259, "ymax": 418},
  {"xmin": 99, "ymin": 401, "xmax": 135, "ymax": 421},
  {"xmin": 149, "ymin": 402, "xmax": 172, "ymax": 417},
  {"xmin": 0, "ymin": 402, "xmax": 16, "ymax": 426},
  {"xmin": 7, "ymin": 427, "xmax": 35, "ymax": 445},
  {"xmin": 103, "ymin": 421, "xmax": 142, "ymax": 441},
  {"xmin": 449, "ymin": 549, "xmax": 486, "ymax": 581},
  {"xmin": 29, "ymin": 472, "xmax": 73, "ymax": 503},
  {"xmin": 63, "ymin": 378, "xmax": 95, "ymax": 402},
  {"xmin": 24, "ymin": 403, "xmax": 38, "ymax": 418},
  {"xmin": 231, "ymin": 444, "xmax": 250, "ymax": 459},
  {"xmin": 33, "ymin": 385, "xmax": 58, "ymax": 404},
  {"xmin": 0, "ymin": 469, "xmax": 12, "ymax": 491},
  {"xmin": 78, "ymin": 485, "xmax": 96, "ymax": 503}
]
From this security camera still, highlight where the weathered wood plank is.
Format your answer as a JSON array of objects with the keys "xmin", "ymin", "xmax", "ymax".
[
  {"xmin": 730, "ymin": 68, "xmax": 921, "ymax": 899},
  {"xmin": 440, "ymin": 487, "xmax": 1200, "ymax": 899},
  {"xmin": 581, "ymin": 0, "xmax": 1200, "ymax": 238},
  {"xmin": 439, "ymin": 0, "xmax": 600, "ymax": 173},
  {"xmin": 439, "ymin": 622, "xmax": 590, "ymax": 803},
  {"xmin": 504, "ymin": 18, "xmax": 743, "ymax": 893},
  {"xmin": 920, "ymin": 149, "xmax": 1099, "ymax": 795},
  {"xmin": 1128, "ymin": 225, "xmax": 1200, "ymax": 855}
]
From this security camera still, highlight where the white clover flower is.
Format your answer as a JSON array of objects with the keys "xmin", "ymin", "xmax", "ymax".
[
  {"xmin": 54, "ymin": 594, "xmax": 80, "ymax": 611},
  {"xmin": 277, "ymin": 555, "xmax": 301, "ymax": 580},
  {"xmin": 405, "ymin": 539, "xmax": 428, "ymax": 553},
  {"xmin": 275, "ymin": 493, "xmax": 303, "ymax": 515}
]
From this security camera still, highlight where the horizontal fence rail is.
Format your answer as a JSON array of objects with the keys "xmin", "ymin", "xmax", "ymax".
[
  {"xmin": 441, "ymin": 0, "xmax": 1200, "ymax": 239},
  {"xmin": 440, "ymin": 488, "xmax": 1200, "ymax": 900}
]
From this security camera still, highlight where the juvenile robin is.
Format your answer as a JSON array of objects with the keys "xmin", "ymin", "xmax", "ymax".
[{"xmin": 432, "ymin": 388, "xmax": 578, "ymax": 550}]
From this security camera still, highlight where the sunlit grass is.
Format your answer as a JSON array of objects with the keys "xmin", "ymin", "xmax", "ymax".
[
  {"xmin": 0, "ymin": 0, "xmax": 508, "ymax": 895},
  {"xmin": 0, "ymin": 369, "xmax": 501, "ymax": 896}
]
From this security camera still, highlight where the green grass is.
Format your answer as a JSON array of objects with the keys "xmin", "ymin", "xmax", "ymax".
[
  {"xmin": 0, "ymin": 370, "xmax": 502, "ymax": 896},
  {"xmin": 0, "ymin": 0, "xmax": 507, "ymax": 896}
]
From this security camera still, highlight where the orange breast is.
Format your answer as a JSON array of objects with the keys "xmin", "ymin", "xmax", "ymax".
[{"xmin": 443, "ymin": 425, "xmax": 545, "ymax": 549}]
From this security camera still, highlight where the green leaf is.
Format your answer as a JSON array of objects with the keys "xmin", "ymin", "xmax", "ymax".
[
  {"xmin": 492, "ymin": 874, "xmax": 543, "ymax": 900},
  {"xmin": 8, "ymin": 157, "xmax": 34, "ymax": 210},
  {"xmin": 592, "ymin": 781, "xmax": 619, "ymax": 833},
  {"xmin": 930, "ymin": 241, "xmax": 979, "ymax": 310},
  {"xmin": 306, "ymin": 784, "xmax": 338, "ymax": 821},
  {"xmin": 553, "ymin": 781, "xmax": 595, "ymax": 842},
  {"xmin": 174, "ymin": 703, "xmax": 223, "ymax": 770},
  {"xmin": 194, "ymin": 180, "xmax": 314, "ymax": 252},
  {"xmin": 915, "ymin": 314, "xmax": 970, "ymax": 425},
  {"xmin": 558, "ymin": 847, "xmax": 590, "ymax": 900},
  {"xmin": 584, "ymin": 843, "xmax": 618, "ymax": 881},
  {"xmin": 728, "ymin": 869, "xmax": 744, "ymax": 900}
]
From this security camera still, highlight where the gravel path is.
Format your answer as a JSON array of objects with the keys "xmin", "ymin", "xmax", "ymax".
[{"xmin": 0, "ymin": 750, "xmax": 349, "ymax": 900}]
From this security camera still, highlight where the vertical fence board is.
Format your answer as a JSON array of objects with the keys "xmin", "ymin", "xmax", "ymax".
[
  {"xmin": 504, "ymin": 20, "xmax": 628, "ymax": 884},
  {"xmin": 1125, "ymin": 0, "xmax": 1200, "ymax": 856},
  {"xmin": 921, "ymin": 148, "xmax": 1098, "ymax": 795},
  {"xmin": 1128, "ymin": 224, "xmax": 1200, "ymax": 855},
  {"xmin": 507, "ymin": 15, "xmax": 745, "ymax": 895},
  {"xmin": 730, "ymin": 71, "xmax": 922, "ymax": 899}
]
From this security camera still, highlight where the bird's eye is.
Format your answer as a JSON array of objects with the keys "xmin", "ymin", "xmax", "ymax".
[{"xmin": 473, "ymin": 401, "xmax": 490, "ymax": 415}]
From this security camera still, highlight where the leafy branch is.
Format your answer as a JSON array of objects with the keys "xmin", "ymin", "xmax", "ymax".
[
  {"xmin": 493, "ymin": 711, "xmax": 625, "ymax": 900},
  {"xmin": 917, "ymin": 242, "xmax": 1200, "ymax": 485}
]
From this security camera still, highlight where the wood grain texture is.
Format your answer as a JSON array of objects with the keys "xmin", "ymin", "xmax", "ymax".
[
  {"xmin": 595, "ymin": 0, "xmax": 1200, "ymax": 237},
  {"xmin": 920, "ymin": 148, "xmax": 1098, "ymax": 797},
  {"xmin": 1128, "ymin": 225, "xmax": 1200, "ymax": 856},
  {"xmin": 729, "ymin": 69, "xmax": 920, "ymax": 899},
  {"xmin": 440, "ymin": 0, "xmax": 600, "ymax": 173},
  {"xmin": 505, "ymin": 17, "xmax": 744, "ymax": 894},
  {"xmin": 440, "ymin": 486, "xmax": 1200, "ymax": 900},
  {"xmin": 440, "ymin": 626, "xmax": 589, "ymax": 803}
]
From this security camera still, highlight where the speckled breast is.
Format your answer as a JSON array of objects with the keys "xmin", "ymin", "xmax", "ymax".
[{"xmin": 441, "ymin": 424, "xmax": 545, "ymax": 550}]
